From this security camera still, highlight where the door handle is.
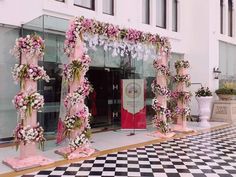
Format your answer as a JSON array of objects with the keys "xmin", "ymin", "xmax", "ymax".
[{"xmin": 113, "ymin": 84, "xmax": 118, "ymax": 90}]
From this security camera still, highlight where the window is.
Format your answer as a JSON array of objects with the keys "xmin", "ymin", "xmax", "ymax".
[
  {"xmin": 219, "ymin": 41, "xmax": 236, "ymax": 82},
  {"xmin": 220, "ymin": 0, "xmax": 224, "ymax": 34},
  {"xmin": 156, "ymin": 0, "xmax": 166, "ymax": 28},
  {"xmin": 103, "ymin": 0, "xmax": 114, "ymax": 15},
  {"xmin": 142, "ymin": 0, "xmax": 150, "ymax": 24},
  {"xmin": 74, "ymin": 0, "xmax": 95, "ymax": 10},
  {"xmin": 172, "ymin": 0, "xmax": 178, "ymax": 32},
  {"xmin": 228, "ymin": 0, "xmax": 233, "ymax": 37}
]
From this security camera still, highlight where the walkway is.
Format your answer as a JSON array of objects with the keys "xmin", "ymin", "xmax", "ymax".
[{"xmin": 20, "ymin": 124, "xmax": 236, "ymax": 177}]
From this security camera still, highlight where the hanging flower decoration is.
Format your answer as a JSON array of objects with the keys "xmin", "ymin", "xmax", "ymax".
[
  {"xmin": 173, "ymin": 74, "xmax": 191, "ymax": 87},
  {"xmin": 12, "ymin": 64, "xmax": 50, "ymax": 88},
  {"xmin": 14, "ymin": 123, "xmax": 45, "ymax": 150},
  {"xmin": 63, "ymin": 55, "xmax": 91, "ymax": 82},
  {"xmin": 171, "ymin": 91, "xmax": 192, "ymax": 103},
  {"xmin": 151, "ymin": 80, "xmax": 170, "ymax": 96},
  {"xmin": 152, "ymin": 115, "xmax": 172, "ymax": 133},
  {"xmin": 175, "ymin": 60, "xmax": 190, "ymax": 73},
  {"xmin": 11, "ymin": 34, "xmax": 45, "ymax": 60},
  {"xmin": 13, "ymin": 91, "xmax": 44, "ymax": 117},
  {"xmin": 64, "ymin": 16, "xmax": 171, "ymax": 59}
]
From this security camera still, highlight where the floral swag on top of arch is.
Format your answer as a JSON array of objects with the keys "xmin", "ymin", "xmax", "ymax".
[{"xmin": 64, "ymin": 16, "xmax": 171, "ymax": 60}]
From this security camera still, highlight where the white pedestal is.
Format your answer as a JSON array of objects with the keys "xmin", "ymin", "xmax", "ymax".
[{"xmin": 211, "ymin": 100, "xmax": 236, "ymax": 123}]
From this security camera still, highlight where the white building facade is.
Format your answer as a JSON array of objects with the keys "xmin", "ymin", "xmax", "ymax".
[{"xmin": 0, "ymin": 0, "xmax": 236, "ymax": 139}]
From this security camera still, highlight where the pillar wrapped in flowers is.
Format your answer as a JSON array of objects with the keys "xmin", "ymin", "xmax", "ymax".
[
  {"xmin": 172, "ymin": 60, "xmax": 192, "ymax": 132},
  {"xmin": 55, "ymin": 19, "xmax": 94, "ymax": 159},
  {"xmin": 151, "ymin": 43, "xmax": 175, "ymax": 138},
  {"xmin": 3, "ymin": 34, "xmax": 54, "ymax": 171}
]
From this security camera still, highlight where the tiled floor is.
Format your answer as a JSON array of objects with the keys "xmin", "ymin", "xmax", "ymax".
[{"xmin": 20, "ymin": 123, "xmax": 236, "ymax": 177}]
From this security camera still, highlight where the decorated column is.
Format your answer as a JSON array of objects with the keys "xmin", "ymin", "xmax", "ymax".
[
  {"xmin": 151, "ymin": 41, "xmax": 175, "ymax": 138},
  {"xmin": 3, "ymin": 34, "xmax": 53, "ymax": 171},
  {"xmin": 56, "ymin": 18, "xmax": 94, "ymax": 159},
  {"xmin": 172, "ymin": 60, "xmax": 192, "ymax": 132}
]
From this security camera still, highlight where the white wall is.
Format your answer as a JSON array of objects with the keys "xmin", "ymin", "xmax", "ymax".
[
  {"xmin": 0, "ymin": 0, "xmax": 43, "ymax": 26},
  {"xmin": 1, "ymin": 0, "xmax": 236, "ymax": 118}
]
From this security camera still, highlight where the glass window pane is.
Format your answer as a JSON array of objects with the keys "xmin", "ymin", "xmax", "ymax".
[
  {"xmin": 228, "ymin": 0, "xmax": 233, "ymax": 37},
  {"xmin": 220, "ymin": 0, "xmax": 224, "ymax": 34},
  {"xmin": 103, "ymin": 0, "xmax": 114, "ymax": 15},
  {"xmin": 156, "ymin": 0, "xmax": 166, "ymax": 28},
  {"xmin": 74, "ymin": 0, "xmax": 95, "ymax": 10},
  {"xmin": 172, "ymin": 0, "xmax": 178, "ymax": 32},
  {"xmin": 142, "ymin": 0, "xmax": 150, "ymax": 24},
  {"xmin": 0, "ymin": 26, "xmax": 19, "ymax": 139},
  {"xmin": 219, "ymin": 41, "xmax": 236, "ymax": 85}
]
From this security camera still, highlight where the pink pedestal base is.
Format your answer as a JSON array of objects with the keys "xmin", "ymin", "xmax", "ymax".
[
  {"xmin": 148, "ymin": 131, "xmax": 175, "ymax": 138},
  {"xmin": 173, "ymin": 124, "xmax": 195, "ymax": 133},
  {"xmin": 3, "ymin": 155, "xmax": 54, "ymax": 171},
  {"xmin": 55, "ymin": 146, "xmax": 95, "ymax": 160}
]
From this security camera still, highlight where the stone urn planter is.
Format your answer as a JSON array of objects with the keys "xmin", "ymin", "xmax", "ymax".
[
  {"xmin": 217, "ymin": 94, "xmax": 236, "ymax": 100},
  {"xmin": 196, "ymin": 96, "xmax": 213, "ymax": 127}
]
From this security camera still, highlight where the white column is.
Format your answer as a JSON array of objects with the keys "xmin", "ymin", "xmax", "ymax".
[
  {"xmin": 168, "ymin": 0, "xmax": 173, "ymax": 31},
  {"xmin": 96, "ymin": 0, "xmax": 103, "ymax": 15},
  {"xmin": 150, "ymin": 0, "xmax": 156, "ymax": 27}
]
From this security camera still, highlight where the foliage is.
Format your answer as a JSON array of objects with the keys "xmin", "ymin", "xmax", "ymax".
[{"xmin": 195, "ymin": 87, "xmax": 212, "ymax": 97}]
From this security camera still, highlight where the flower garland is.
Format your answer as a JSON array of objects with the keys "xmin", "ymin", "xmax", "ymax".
[
  {"xmin": 13, "ymin": 91, "xmax": 44, "ymax": 117},
  {"xmin": 153, "ymin": 62, "xmax": 170, "ymax": 76},
  {"xmin": 151, "ymin": 80, "xmax": 170, "ymax": 96},
  {"xmin": 174, "ymin": 60, "xmax": 190, "ymax": 71},
  {"xmin": 64, "ymin": 92, "xmax": 84, "ymax": 109},
  {"xmin": 63, "ymin": 114, "xmax": 83, "ymax": 137},
  {"xmin": 152, "ymin": 115, "xmax": 172, "ymax": 133},
  {"xmin": 63, "ymin": 55, "xmax": 91, "ymax": 81},
  {"xmin": 64, "ymin": 16, "xmax": 171, "ymax": 59},
  {"xmin": 171, "ymin": 91, "xmax": 192, "ymax": 103},
  {"xmin": 152, "ymin": 99, "xmax": 171, "ymax": 118},
  {"xmin": 75, "ymin": 78, "xmax": 93, "ymax": 98},
  {"xmin": 11, "ymin": 34, "xmax": 45, "ymax": 60},
  {"xmin": 173, "ymin": 74, "xmax": 191, "ymax": 87},
  {"xmin": 69, "ymin": 131, "xmax": 91, "ymax": 151},
  {"xmin": 12, "ymin": 64, "xmax": 50, "ymax": 88},
  {"xmin": 14, "ymin": 123, "xmax": 45, "ymax": 150},
  {"xmin": 174, "ymin": 107, "xmax": 191, "ymax": 118}
]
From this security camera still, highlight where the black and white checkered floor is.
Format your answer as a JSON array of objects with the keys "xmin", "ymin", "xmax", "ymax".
[{"xmin": 23, "ymin": 125, "xmax": 236, "ymax": 177}]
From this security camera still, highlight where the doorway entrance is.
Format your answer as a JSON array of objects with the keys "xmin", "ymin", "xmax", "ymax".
[{"xmin": 87, "ymin": 68, "xmax": 121, "ymax": 128}]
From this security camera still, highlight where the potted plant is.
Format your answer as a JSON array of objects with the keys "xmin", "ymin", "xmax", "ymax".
[
  {"xmin": 215, "ymin": 82, "xmax": 236, "ymax": 100},
  {"xmin": 195, "ymin": 86, "xmax": 213, "ymax": 127}
]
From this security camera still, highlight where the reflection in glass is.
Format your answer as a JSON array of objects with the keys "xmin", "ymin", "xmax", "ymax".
[
  {"xmin": 156, "ymin": 0, "xmax": 166, "ymax": 28},
  {"xmin": 103, "ymin": 0, "xmax": 114, "ymax": 15},
  {"xmin": 172, "ymin": 0, "xmax": 178, "ymax": 32},
  {"xmin": 142, "ymin": 0, "xmax": 150, "ymax": 24},
  {"xmin": 74, "ymin": 0, "xmax": 95, "ymax": 10}
]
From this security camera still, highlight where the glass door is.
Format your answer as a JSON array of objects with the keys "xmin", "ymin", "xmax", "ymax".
[{"xmin": 87, "ymin": 68, "xmax": 110, "ymax": 127}]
